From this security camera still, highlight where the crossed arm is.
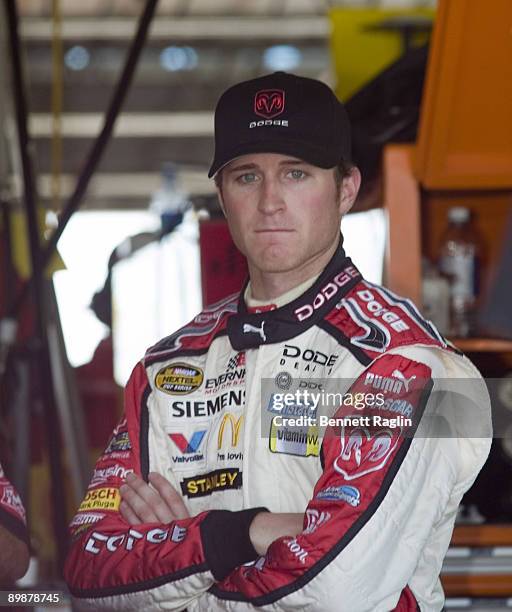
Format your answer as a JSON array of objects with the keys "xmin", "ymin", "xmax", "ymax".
[{"xmin": 119, "ymin": 472, "xmax": 303, "ymax": 557}]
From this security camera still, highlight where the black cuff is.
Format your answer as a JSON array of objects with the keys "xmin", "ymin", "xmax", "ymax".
[{"xmin": 200, "ymin": 507, "xmax": 269, "ymax": 581}]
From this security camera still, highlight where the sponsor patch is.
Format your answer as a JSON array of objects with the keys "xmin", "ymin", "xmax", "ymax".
[
  {"xmin": 99, "ymin": 451, "xmax": 130, "ymax": 462},
  {"xmin": 303, "ymin": 509, "xmax": 331, "ymax": 534},
  {"xmin": 70, "ymin": 512, "xmax": 105, "ymax": 527},
  {"xmin": 363, "ymin": 370, "xmax": 416, "ymax": 396},
  {"xmin": 180, "ymin": 468, "xmax": 242, "ymax": 498},
  {"xmin": 294, "ymin": 266, "xmax": 359, "ymax": 322},
  {"xmin": 227, "ymin": 352, "xmax": 245, "ymax": 371},
  {"xmin": 242, "ymin": 321, "xmax": 266, "ymax": 342},
  {"xmin": 79, "ymin": 487, "xmax": 121, "ymax": 512},
  {"xmin": 356, "ymin": 289, "xmax": 410, "ymax": 332},
  {"xmin": 269, "ymin": 417, "xmax": 319, "ymax": 457},
  {"xmin": 1, "ymin": 486, "xmax": 26, "ymax": 521},
  {"xmin": 85, "ymin": 524, "xmax": 187, "ymax": 555},
  {"xmin": 169, "ymin": 426, "xmax": 209, "ymax": 469},
  {"xmin": 70, "ymin": 512, "xmax": 105, "ymax": 537},
  {"xmin": 205, "ymin": 368, "xmax": 245, "ymax": 393},
  {"xmin": 90, "ymin": 464, "xmax": 133, "ymax": 486},
  {"xmin": 217, "ymin": 413, "xmax": 243, "ymax": 449},
  {"xmin": 274, "ymin": 371, "xmax": 292, "ymax": 390},
  {"xmin": 316, "ymin": 485, "xmax": 361, "ymax": 507},
  {"xmin": 379, "ymin": 398, "xmax": 414, "ymax": 419},
  {"xmin": 285, "ymin": 538, "xmax": 308, "ymax": 564},
  {"xmin": 217, "ymin": 413, "xmax": 244, "ymax": 461},
  {"xmin": 170, "ymin": 389, "xmax": 245, "ymax": 418},
  {"xmin": 170, "ymin": 430, "xmax": 207, "ymax": 454},
  {"xmin": 104, "ymin": 431, "xmax": 131, "ymax": 454},
  {"xmin": 333, "ymin": 426, "xmax": 399, "ymax": 480},
  {"xmin": 278, "ymin": 344, "xmax": 339, "ymax": 376},
  {"xmin": 156, "ymin": 363, "xmax": 203, "ymax": 395}
]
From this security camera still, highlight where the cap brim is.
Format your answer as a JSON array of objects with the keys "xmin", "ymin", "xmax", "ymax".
[{"xmin": 208, "ymin": 139, "xmax": 342, "ymax": 178}]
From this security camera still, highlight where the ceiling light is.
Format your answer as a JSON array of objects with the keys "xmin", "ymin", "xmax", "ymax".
[
  {"xmin": 160, "ymin": 46, "xmax": 198, "ymax": 72},
  {"xmin": 64, "ymin": 45, "xmax": 90, "ymax": 71},
  {"xmin": 263, "ymin": 45, "xmax": 302, "ymax": 71}
]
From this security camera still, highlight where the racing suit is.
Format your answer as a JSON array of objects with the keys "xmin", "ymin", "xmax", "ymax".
[
  {"xmin": 0, "ymin": 462, "xmax": 29, "ymax": 548},
  {"xmin": 64, "ymin": 243, "xmax": 492, "ymax": 611}
]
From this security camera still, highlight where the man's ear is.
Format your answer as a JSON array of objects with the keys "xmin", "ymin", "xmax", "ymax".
[{"xmin": 339, "ymin": 166, "xmax": 362, "ymax": 216}]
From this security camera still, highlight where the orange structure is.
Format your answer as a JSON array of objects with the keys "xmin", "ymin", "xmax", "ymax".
[{"xmin": 383, "ymin": 0, "xmax": 512, "ymax": 596}]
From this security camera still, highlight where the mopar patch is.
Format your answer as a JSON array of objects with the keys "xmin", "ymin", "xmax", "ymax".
[{"xmin": 155, "ymin": 363, "xmax": 204, "ymax": 395}]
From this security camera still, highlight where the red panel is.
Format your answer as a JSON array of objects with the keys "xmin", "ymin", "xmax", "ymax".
[{"xmin": 199, "ymin": 220, "xmax": 248, "ymax": 306}]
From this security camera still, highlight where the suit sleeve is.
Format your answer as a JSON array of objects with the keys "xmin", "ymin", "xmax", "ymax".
[
  {"xmin": 197, "ymin": 351, "xmax": 491, "ymax": 612},
  {"xmin": 0, "ymin": 463, "xmax": 29, "ymax": 547},
  {"xmin": 64, "ymin": 362, "xmax": 266, "ymax": 611}
]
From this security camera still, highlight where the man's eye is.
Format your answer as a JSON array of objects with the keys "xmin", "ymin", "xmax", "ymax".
[
  {"xmin": 237, "ymin": 173, "xmax": 258, "ymax": 184},
  {"xmin": 289, "ymin": 169, "xmax": 306, "ymax": 180}
]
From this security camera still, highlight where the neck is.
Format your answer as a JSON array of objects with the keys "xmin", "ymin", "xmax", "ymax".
[{"xmin": 247, "ymin": 236, "xmax": 340, "ymax": 301}]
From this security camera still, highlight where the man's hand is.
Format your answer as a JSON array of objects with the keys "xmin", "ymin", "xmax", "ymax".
[{"xmin": 119, "ymin": 472, "xmax": 190, "ymax": 525}]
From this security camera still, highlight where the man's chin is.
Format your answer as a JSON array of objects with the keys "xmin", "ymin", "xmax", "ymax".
[{"xmin": 251, "ymin": 250, "xmax": 300, "ymax": 274}]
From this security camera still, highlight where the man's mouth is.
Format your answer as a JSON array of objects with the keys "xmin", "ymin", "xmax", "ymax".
[{"xmin": 254, "ymin": 229, "xmax": 294, "ymax": 233}]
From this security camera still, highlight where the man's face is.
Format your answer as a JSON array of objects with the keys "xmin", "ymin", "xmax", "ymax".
[{"xmin": 217, "ymin": 153, "xmax": 358, "ymax": 276}]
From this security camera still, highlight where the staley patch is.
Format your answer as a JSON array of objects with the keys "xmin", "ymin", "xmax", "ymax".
[{"xmin": 180, "ymin": 468, "xmax": 242, "ymax": 498}]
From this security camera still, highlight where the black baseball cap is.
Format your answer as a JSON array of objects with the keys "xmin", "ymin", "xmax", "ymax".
[{"xmin": 208, "ymin": 71, "xmax": 352, "ymax": 178}]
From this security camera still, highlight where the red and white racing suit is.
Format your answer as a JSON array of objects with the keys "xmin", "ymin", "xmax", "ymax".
[
  {"xmin": 64, "ymin": 244, "xmax": 491, "ymax": 611},
  {"xmin": 0, "ymin": 462, "xmax": 28, "ymax": 547}
]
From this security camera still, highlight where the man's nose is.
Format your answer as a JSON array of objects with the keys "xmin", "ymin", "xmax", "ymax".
[{"xmin": 257, "ymin": 177, "xmax": 285, "ymax": 214}]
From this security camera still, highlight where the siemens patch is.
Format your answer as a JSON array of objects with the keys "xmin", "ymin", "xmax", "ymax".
[{"xmin": 171, "ymin": 389, "xmax": 245, "ymax": 418}]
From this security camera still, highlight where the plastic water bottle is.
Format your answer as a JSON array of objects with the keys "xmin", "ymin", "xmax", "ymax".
[
  {"xmin": 438, "ymin": 207, "xmax": 481, "ymax": 337},
  {"xmin": 422, "ymin": 259, "xmax": 450, "ymax": 335}
]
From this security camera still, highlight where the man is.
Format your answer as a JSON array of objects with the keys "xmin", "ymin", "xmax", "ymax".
[
  {"xmin": 0, "ymin": 462, "xmax": 29, "ymax": 584},
  {"xmin": 64, "ymin": 72, "xmax": 491, "ymax": 611}
]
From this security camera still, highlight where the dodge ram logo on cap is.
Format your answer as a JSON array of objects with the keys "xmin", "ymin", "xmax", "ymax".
[{"xmin": 254, "ymin": 89, "xmax": 285, "ymax": 119}]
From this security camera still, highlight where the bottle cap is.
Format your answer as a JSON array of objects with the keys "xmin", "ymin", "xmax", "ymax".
[{"xmin": 448, "ymin": 206, "xmax": 470, "ymax": 224}]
